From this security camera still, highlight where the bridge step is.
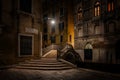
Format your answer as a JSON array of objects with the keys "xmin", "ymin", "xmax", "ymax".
[{"xmin": 14, "ymin": 58, "xmax": 74, "ymax": 70}]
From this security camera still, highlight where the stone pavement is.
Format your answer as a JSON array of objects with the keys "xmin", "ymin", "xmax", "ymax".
[{"xmin": 0, "ymin": 68, "xmax": 120, "ymax": 80}]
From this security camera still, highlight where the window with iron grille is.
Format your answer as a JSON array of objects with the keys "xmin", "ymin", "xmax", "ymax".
[{"xmin": 19, "ymin": 35, "xmax": 33, "ymax": 56}]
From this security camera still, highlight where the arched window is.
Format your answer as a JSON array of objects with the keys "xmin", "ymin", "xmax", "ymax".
[
  {"xmin": 107, "ymin": 0, "xmax": 114, "ymax": 12},
  {"xmin": 85, "ymin": 43, "xmax": 93, "ymax": 49},
  {"xmin": 77, "ymin": 7, "xmax": 82, "ymax": 21},
  {"xmin": 78, "ymin": 28, "xmax": 83, "ymax": 37},
  {"xmin": 94, "ymin": 2, "xmax": 100, "ymax": 16}
]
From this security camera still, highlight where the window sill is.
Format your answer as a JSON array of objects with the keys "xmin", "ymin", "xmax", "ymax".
[{"xmin": 17, "ymin": 10, "xmax": 34, "ymax": 17}]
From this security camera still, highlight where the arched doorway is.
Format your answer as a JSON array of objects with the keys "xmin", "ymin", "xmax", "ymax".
[
  {"xmin": 115, "ymin": 40, "xmax": 120, "ymax": 63},
  {"xmin": 84, "ymin": 43, "xmax": 93, "ymax": 61}
]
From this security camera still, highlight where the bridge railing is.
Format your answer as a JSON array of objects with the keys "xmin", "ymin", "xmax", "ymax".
[
  {"xmin": 57, "ymin": 44, "xmax": 82, "ymax": 66},
  {"xmin": 42, "ymin": 44, "xmax": 61, "ymax": 56}
]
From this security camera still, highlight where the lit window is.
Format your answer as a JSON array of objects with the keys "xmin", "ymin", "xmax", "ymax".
[
  {"xmin": 108, "ymin": 3, "xmax": 111, "ymax": 12},
  {"xmin": 77, "ymin": 7, "xmax": 82, "ymax": 21},
  {"xmin": 107, "ymin": 1, "xmax": 114, "ymax": 12},
  {"xmin": 94, "ymin": 2, "xmax": 100, "ymax": 16}
]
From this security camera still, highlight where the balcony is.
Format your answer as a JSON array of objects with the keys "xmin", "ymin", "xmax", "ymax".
[{"xmin": 92, "ymin": 16, "xmax": 101, "ymax": 21}]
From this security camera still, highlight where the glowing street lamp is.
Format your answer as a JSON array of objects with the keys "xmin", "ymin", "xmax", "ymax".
[
  {"xmin": 51, "ymin": 19, "xmax": 55, "ymax": 25},
  {"xmin": 47, "ymin": 18, "xmax": 55, "ymax": 25}
]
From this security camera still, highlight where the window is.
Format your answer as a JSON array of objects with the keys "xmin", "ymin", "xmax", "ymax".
[
  {"xmin": 60, "ymin": 35, "xmax": 63, "ymax": 42},
  {"xmin": 59, "ymin": 22, "xmax": 64, "ymax": 32},
  {"xmin": 94, "ymin": 26, "xmax": 100, "ymax": 34},
  {"xmin": 107, "ymin": 0, "xmax": 114, "ymax": 12},
  {"xmin": 51, "ymin": 26, "xmax": 55, "ymax": 33},
  {"xmin": 19, "ymin": 35, "xmax": 33, "ymax": 56},
  {"xmin": 78, "ymin": 28, "xmax": 83, "ymax": 37},
  {"xmin": 52, "ymin": 8, "xmax": 55, "ymax": 18},
  {"xmin": 42, "ymin": 0, "xmax": 49, "ymax": 12},
  {"xmin": 43, "ymin": 27, "xmax": 48, "ymax": 33},
  {"xmin": 60, "ymin": 0, "xmax": 64, "ymax": 5},
  {"xmin": 51, "ymin": 36, "xmax": 56, "ymax": 43},
  {"xmin": 94, "ymin": 2, "xmax": 100, "ymax": 16},
  {"xmin": 78, "ymin": 7, "xmax": 82, "ymax": 20},
  {"xmin": 60, "ymin": 8, "xmax": 64, "ymax": 16},
  {"xmin": 20, "ymin": 0, "xmax": 32, "ymax": 13},
  {"xmin": 84, "ymin": 23, "xmax": 89, "ymax": 35},
  {"xmin": 105, "ymin": 22, "xmax": 116, "ymax": 33},
  {"xmin": 43, "ymin": 14, "xmax": 48, "ymax": 22},
  {"xmin": 43, "ymin": 35, "xmax": 48, "ymax": 41},
  {"xmin": 84, "ymin": 10, "xmax": 90, "ymax": 20},
  {"xmin": 108, "ymin": 22, "xmax": 116, "ymax": 33}
]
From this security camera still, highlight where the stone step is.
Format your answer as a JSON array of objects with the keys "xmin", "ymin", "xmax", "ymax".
[
  {"xmin": 18, "ymin": 64, "xmax": 69, "ymax": 67},
  {"xmin": 22, "ymin": 61, "xmax": 65, "ymax": 65},
  {"xmin": 29, "ymin": 60, "xmax": 58, "ymax": 62},
  {"xmin": 23, "ymin": 60, "xmax": 62, "ymax": 63},
  {"xmin": 31, "ymin": 58, "xmax": 56, "ymax": 61},
  {"xmin": 15, "ymin": 58, "xmax": 74, "ymax": 70},
  {"xmin": 29, "ymin": 58, "xmax": 57, "ymax": 62},
  {"xmin": 15, "ymin": 66, "xmax": 73, "ymax": 70}
]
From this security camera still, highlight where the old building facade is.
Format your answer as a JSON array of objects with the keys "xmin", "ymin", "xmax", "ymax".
[
  {"xmin": 41, "ymin": 0, "xmax": 74, "ymax": 48},
  {"xmin": 0, "ymin": 0, "xmax": 42, "ymax": 65},
  {"xmin": 74, "ymin": 0, "xmax": 120, "ymax": 64}
]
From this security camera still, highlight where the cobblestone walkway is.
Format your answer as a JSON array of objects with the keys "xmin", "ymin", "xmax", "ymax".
[{"xmin": 0, "ymin": 68, "xmax": 120, "ymax": 80}]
